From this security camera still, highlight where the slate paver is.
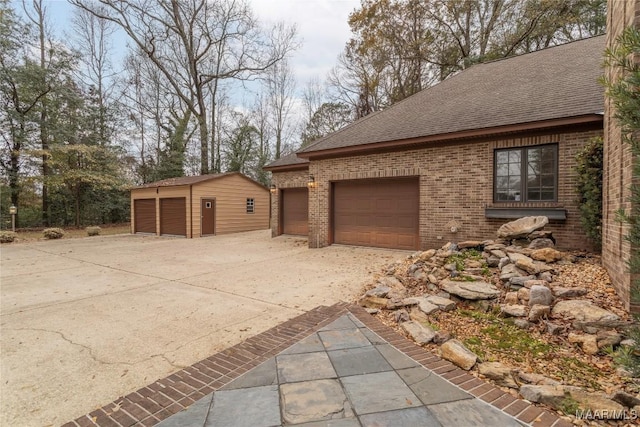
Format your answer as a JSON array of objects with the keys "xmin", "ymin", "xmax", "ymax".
[
  {"xmin": 327, "ymin": 345, "xmax": 392, "ymax": 376},
  {"xmin": 359, "ymin": 406, "xmax": 443, "ymax": 427},
  {"xmin": 375, "ymin": 343, "xmax": 421, "ymax": 370},
  {"xmin": 220, "ymin": 358, "xmax": 277, "ymax": 390},
  {"xmin": 428, "ymin": 398, "xmax": 523, "ymax": 427},
  {"xmin": 319, "ymin": 316, "xmax": 358, "ymax": 331},
  {"xmin": 277, "ymin": 352, "xmax": 337, "ymax": 383},
  {"xmin": 397, "ymin": 366, "xmax": 472, "ymax": 405},
  {"xmin": 155, "ymin": 394, "xmax": 212, "ymax": 427},
  {"xmin": 280, "ymin": 379, "xmax": 353, "ymax": 424},
  {"xmin": 341, "ymin": 371, "xmax": 421, "ymax": 415},
  {"xmin": 205, "ymin": 385, "xmax": 280, "ymax": 427},
  {"xmin": 280, "ymin": 333, "xmax": 325, "ymax": 355},
  {"xmin": 292, "ymin": 418, "xmax": 361, "ymax": 427},
  {"xmin": 318, "ymin": 328, "xmax": 371, "ymax": 350}
]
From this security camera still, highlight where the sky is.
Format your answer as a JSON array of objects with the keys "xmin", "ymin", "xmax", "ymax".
[{"xmin": 21, "ymin": 0, "xmax": 360, "ymax": 95}]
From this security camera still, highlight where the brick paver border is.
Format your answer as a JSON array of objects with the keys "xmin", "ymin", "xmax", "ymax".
[{"xmin": 63, "ymin": 303, "xmax": 571, "ymax": 427}]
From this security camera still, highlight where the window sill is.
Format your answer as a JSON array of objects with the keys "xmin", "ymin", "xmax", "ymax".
[{"xmin": 485, "ymin": 207, "xmax": 566, "ymax": 220}]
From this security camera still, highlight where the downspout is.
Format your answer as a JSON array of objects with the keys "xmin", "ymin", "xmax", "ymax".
[{"xmin": 189, "ymin": 184, "xmax": 193, "ymax": 238}]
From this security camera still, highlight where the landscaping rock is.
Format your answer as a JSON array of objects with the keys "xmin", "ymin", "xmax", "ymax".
[
  {"xmin": 520, "ymin": 385, "xmax": 625, "ymax": 417},
  {"xmin": 528, "ymin": 238, "xmax": 555, "ymax": 250},
  {"xmin": 539, "ymin": 271, "xmax": 553, "ymax": 282},
  {"xmin": 504, "ymin": 292, "xmax": 519, "ymax": 305},
  {"xmin": 498, "ymin": 257, "xmax": 511, "ymax": 270},
  {"xmin": 497, "ymin": 216, "xmax": 549, "ymax": 239},
  {"xmin": 509, "ymin": 275, "xmax": 537, "ymax": 287},
  {"xmin": 529, "ymin": 285, "xmax": 554, "ymax": 307},
  {"xmin": 433, "ymin": 331, "xmax": 451, "ymax": 344},
  {"xmin": 530, "ymin": 248, "xmax": 563, "ymax": 263},
  {"xmin": 596, "ymin": 330, "xmax": 622, "ymax": 349},
  {"xmin": 419, "ymin": 249, "xmax": 436, "ymax": 260},
  {"xmin": 379, "ymin": 276, "xmax": 403, "ymax": 288},
  {"xmin": 409, "ymin": 308, "xmax": 428, "ymax": 323},
  {"xmin": 516, "ymin": 372, "xmax": 560, "ymax": 386},
  {"xmin": 500, "ymin": 304, "xmax": 528, "ymax": 317},
  {"xmin": 612, "ymin": 391, "xmax": 640, "ymax": 408},
  {"xmin": 568, "ymin": 333, "xmax": 599, "ymax": 355},
  {"xmin": 528, "ymin": 304, "xmax": 550, "ymax": 321},
  {"xmin": 440, "ymin": 280, "xmax": 500, "ymax": 300},
  {"xmin": 365, "ymin": 286, "xmax": 391, "ymax": 298},
  {"xmin": 523, "ymin": 279, "xmax": 548, "ymax": 288},
  {"xmin": 359, "ymin": 296, "xmax": 388, "ymax": 309},
  {"xmin": 551, "ymin": 300, "xmax": 620, "ymax": 323},
  {"xmin": 514, "ymin": 319, "xmax": 530, "ymax": 329},
  {"xmin": 425, "ymin": 295, "xmax": 456, "ymax": 311},
  {"xmin": 515, "ymin": 257, "xmax": 539, "ymax": 275},
  {"xmin": 507, "ymin": 252, "xmax": 531, "ymax": 263},
  {"xmin": 551, "ymin": 286, "xmax": 588, "ymax": 298},
  {"xmin": 401, "ymin": 321, "xmax": 436, "ymax": 345},
  {"xmin": 490, "ymin": 249, "xmax": 507, "ymax": 259},
  {"xmin": 427, "ymin": 274, "xmax": 439, "ymax": 284},
  {"xmin": 545, "ymin": 321, "xmax": 565, "ymax": 335},
  {"xmin": 478, "ymin": 362, "xmax": 518, "ymax": 388},
  {"xmin": 528, "ymin": 230, "xmax": 555, "ymax": 241},
  {"xmin": 517, "ymin": 288, "xmax": 530, "ymax": 303},
  {"xmin": 500, "ymin": 264, "xmax": 528, "ymax": 281},
  {"xmin": 519, "ymin": 385, "xmax": 566, "ymax": 408},
  {"xmin": 458, "ymin": 240, "xmax": 483, "ymax": 249},
  {"xmin": 440, "ymin": 339, "xmax": 477, "ymax": 370},
  {"xmin": 394, "ymin": 309, "xmax": 410, "ymax": 323}
]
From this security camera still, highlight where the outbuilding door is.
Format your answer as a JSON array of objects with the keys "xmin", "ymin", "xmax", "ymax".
[
  {"xmin": 134, "ymin": 199, "xmax": 156, "ymax": 234},
  {"xmin": 332, "ymin": 177, "xmax": 419, "ymax": 250},
  {"xmin": 201, "ymin": 198, "xmax": 215, "ymax": 236},
  {"xmin": 281, "ymin": 188, "xmax": 308, "ymax": 236},
  {"xmin": 160, "ymin": 197, "xmax": 187, "ymax": 236}
]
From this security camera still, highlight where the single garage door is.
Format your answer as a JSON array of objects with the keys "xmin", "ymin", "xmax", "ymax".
[
  {"xmin": 281, "ymin": 188, "xmax": 308, "ymax": 236},
  {"xmin": 160, "ymin": 197, "xmax": 187, "ymax": 236},
  {"xmin": 333, "ymin": 177, "xmax": 419, "ymax": 250},
  {"xmin": 134, "ymin": 199, "xmax": 156, "ymax": 234}
]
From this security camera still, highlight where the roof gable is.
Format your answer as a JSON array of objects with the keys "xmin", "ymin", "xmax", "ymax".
[{"xmin": 132, "ymin": 172, "xmax": 268, "ymax": 191}]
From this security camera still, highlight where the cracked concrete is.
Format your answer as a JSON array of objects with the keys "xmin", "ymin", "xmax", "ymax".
[{"xmin": 0, "ymin": 230, "xmax": 404, "ymax": 426}]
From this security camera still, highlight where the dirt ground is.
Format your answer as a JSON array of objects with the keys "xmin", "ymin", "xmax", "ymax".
[{"xmin": 0, "ymin": 230, "xmax": 406, "ymax": 427}]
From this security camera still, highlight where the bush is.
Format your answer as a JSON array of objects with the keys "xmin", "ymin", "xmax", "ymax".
[
  {"xmin": 43, "ymin": 228, "xmax": 65, "ymax": 239},
  {"xmin": 575, "ymin": 137, "xmax": 603, "ymax": 249},
  {"xmin": 0, "ymin": 231, "xmax": 17, "ymax": 243},
  {"xmin": 85, "ymin": 226, "xmax": 101, "ymax": 236}
]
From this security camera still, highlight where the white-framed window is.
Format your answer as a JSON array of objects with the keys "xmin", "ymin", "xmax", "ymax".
[{"xmin": 246, "ymin": 198, "xmax": 255, "ymax": 213}]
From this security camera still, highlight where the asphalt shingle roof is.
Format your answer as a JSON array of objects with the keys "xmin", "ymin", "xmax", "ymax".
[
  {"xmin": 132, "ymin": 172, "xmax": 266, "ymax": 189},
  {"xmin": 297, "ymin": 35, "xmax": 605, "ymax": 156}
]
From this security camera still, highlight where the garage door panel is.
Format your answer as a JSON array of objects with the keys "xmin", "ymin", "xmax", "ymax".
[
  {"xmin": 282, "ymin": 188, "xmax": 308, "ymax": 236},
  {"xmin": 333, "ymin": 178, "xmax": 419, "ymax": 250},
  {"xmin": 134, "ymin": 199, "xmax": 156, "ymax": 234},
  {"xmin": 160, "ymin": 198, "xmax": 186, "ymax": 236}
]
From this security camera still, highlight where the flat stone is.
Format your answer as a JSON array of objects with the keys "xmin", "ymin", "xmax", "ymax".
[
  {"xmin": 507, "ymin": 252, "xmax": 531, "ymax": 263},
  {"xmin": 514, "ymin": 319, "xmax": 530, "ymax": 329},
  {"xmin": 497, "ymin": 216, "xmax": 549, "ymax": 239},
  {"xmin": 327, "ymin": 346, "xmax": 391, "ymax": 377},
  {"xmin": 277, "ymin": 352, "xmax": 337, "ymax": 383},
  {"xmin": 521, "ymin": 385, "xmax": 626, "ymax": 417},
  {"xmin": 360, "ymin": 407, "xmax": 440, "ymax": 427},
  {"xmin": 440, "ymin": 280, "xmax": 500, "ymax": 300},
  {"xmin": 341, "ymin": 371, "xmax": 421, "ymax": 415},
  {"xmin": 221, "ymin": 358, "xmax": 277, "ymax": 390},
  {"xmin": 530, "ymin": 247, "xmax": 563, "ymax": 262},
  {"xmin": 504, "ymin": 292, "xmax": 519, "ymax": 305},
  {"xmin": 458, "ymin": 240, "xmax": 483, "ymax": 249},
  {"xmin": 478, "ymin": 362, "xmax": 518, "ymax": 388},
  {"xmin": 396, "ymin": 366, "xmax": 471, "ymax": 404},
  {"xmin": 486, "ymin": 255, "xmax": 501, "ymax": 267},
  {"xmin": 515, "ymin": 257, "xmax": 538, "ymax": 275},
  {"xmin": 375, "ymin": 344, "xmax": 420, "ymax": 370},
  {"xmin": 428, "ymin": 398, "xmax": 522, "ymax": 426},
  {"xmin": 379, "ymin": 276, "xmax": 403, "ymax": 288},
  {"xmin": 517, "ymin": 287, "xmax": 530, "ymax": 302},
  {"xmin": 524, "ymin": 279, "xmax": 549, "ymax": 288},
  {"xmin": 365, "ymin": 285, "xmax": 391, "ymax": 298},
  {"xmin": 552, "ymin": 286, "xmax": 588, "ymax": 298},
  {"xmin": 280, "ymin": 379, "xmax": 352, "ymax": 424},
  {"xmin": 401, "ymin": 321, "xmax": 436, "ymax": 345},
  {"xmin": 157, "ymin": 393, "xmax": 213, "ymax": 427},
  {"xmin": 280, "ymin": 334, "xmax": 325, "ymax": 355},
  {"xmin": 419, "ymin": 249, "xmax": 436, "ymax": 260},
  {"xmin": 528, "ymin": 238, "xmax": 555, "ymax": 250},
  {"xmin": 490, "ymin": 249, "xmax": 507, "ymax": 259},
  {"xmin": 425, "ymin": 295, "xmax": 457, "ymax": 311},
  {"xmin": 509, "ymin": 275, "xmax": 537, "ymax": 287},
  {"xmin": 517, "ymin": 371, "xmax": 559, "ymax": 386},
  {"xmin": 568, "ymin": 333, "xmax": 599, "ymax": 355},
  {"xmin": 358, "ymin": 295, "xmax": 388, "ymax": 310},
  {"xmin": 440, "ymin": 339, "xmax": 477, "ymax": 370},
  {"xmin": 528, "ymin": 304, "xmax": 551, "ymax": 321},
  {"xmin": 318, "ymin": 329, "xmax": 371, "ymax": 350},
  {"xmin": 500, "ymin": 304, "xmax": 527, "ymax": 317},
  {"xmin": 551, "ymin": 300, "xmax": 620, "ymax": 323},
  {"xmin": 597, "ymin": 330, "xmax": 622, "ymax": 349},
  {"xmin": 206, "ymin": 385, "xmax": 280, "ymax": 427}
]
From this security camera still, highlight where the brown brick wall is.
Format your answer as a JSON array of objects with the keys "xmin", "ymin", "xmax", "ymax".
[
  {"xmin": 603, "ymin": 0, "xmax": 640, "ymax": 310},
  {"xmin": 270, "ymin": 169, "xmax": 309, "ymax": 237},
  {"xmin": 299, "ymin": 128, "xmax": 601, "ymax": 250}
]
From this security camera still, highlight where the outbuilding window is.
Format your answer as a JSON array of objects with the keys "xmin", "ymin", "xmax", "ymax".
[
  {"xmin": 246, "ymin": 198, "xmax": 255, "ymax": 213},
  {"xmin": 494, "ymin": 144, "xmax": 558, "ymax": 202}
]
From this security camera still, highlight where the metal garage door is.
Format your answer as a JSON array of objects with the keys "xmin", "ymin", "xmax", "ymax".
[
  {"xmin": 281, "ymin": 188, "xmax": 308, "ymax": 236},
  {"xmin": 332, "ymin": 177, "xmax": 419, "ymax": 250},
  {"xmin": 160, "ymin": 198, "xmax": 187, "ymax": 236},
  {"xmin": 134, "ymin": 199, "xmax": 156, "ymax": 234}
]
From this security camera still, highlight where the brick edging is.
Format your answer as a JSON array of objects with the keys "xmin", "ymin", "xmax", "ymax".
[{"xmin": 63, "ymin": 302, "xmax": 570, "ymax": 427}]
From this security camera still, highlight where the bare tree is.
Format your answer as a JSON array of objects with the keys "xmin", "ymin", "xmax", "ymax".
[
  {"xmin": 266, "ymin": 57, "xmax": 296, "ymax": 159},
  {"xmin": 70, "ymin": 0, "xmax": 297, "ymax": 175}
]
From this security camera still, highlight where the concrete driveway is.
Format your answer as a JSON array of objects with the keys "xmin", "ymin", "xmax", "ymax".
[{"xmin": 0, "ymin": 230, "xmax": 405, "ymax": 427}]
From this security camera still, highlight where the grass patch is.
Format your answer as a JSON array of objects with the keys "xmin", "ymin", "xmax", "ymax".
[{"xmin": 555, "ymin": 357, "xmax": 606, "ymax": 390}]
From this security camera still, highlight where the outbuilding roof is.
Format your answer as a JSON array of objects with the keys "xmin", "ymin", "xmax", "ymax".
[
  {"xmin": 262, "ymin": 152, "xmax": 309, "ymax": 171},
  {"xmin": 131, "ymin": 172, "xmax": 267, "ymax": 190},
  {"xmin": 268, "ymin": 35, "xmax": 604, "ymax": 167}
]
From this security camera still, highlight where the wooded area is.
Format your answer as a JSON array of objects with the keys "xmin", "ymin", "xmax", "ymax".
[{"xmin": 0, "ymin": 0, "xmax": 605, "ymax": 228}]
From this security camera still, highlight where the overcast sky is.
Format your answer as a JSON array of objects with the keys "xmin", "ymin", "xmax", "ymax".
[{"xmin": 32, "ymin": 0, "xmax": 358, "ymax": 94}]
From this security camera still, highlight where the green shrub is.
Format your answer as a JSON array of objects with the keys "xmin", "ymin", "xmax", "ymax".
[
  {"xmin": 575, "ymin": 137, "xmax": 603, "ymax": 249},
  {"xmin": 0, "ymin": 231, "xmax": 17, "ymax": 243},
  {"xmin": 43, "ymin": 228, "xmax": 65, "ymax": 239},
  {"xmin": 85, "ymin": 226, "xmax": 101, "ymax": 236}
]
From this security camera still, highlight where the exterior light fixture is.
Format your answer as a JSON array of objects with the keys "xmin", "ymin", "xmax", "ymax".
[
  {"xmin": 9, "ymin": 205, "xmax": 17, "ymax": 232},
  {"xmin": 307, "ymin": 175, "xmax": 316, "ymax": 189},
  {"xmin": 269, "ymin": 184, "xmax": 276, "ymax": 194}
]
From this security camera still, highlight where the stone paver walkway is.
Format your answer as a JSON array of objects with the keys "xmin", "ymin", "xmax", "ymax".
[{"xmin": 64, "ymin": 304, "xmax": 570, "ymax": 427}]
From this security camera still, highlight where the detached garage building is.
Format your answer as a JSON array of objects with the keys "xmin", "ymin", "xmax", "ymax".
[{"xmin": 130, "ymin": 172, "xmax": 269, "ymax": 238}]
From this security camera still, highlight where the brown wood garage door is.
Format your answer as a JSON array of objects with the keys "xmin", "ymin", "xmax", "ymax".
[
  {"xmin": 134, "ymin": 199, "xmax": 156, "ymax": 234},
  {"xmin": 160, "ymin": 197, "xmax": 187, "ymax": 236},
  {"xmin": 332, "ymin": 178, "xmax": 419, "ymax": 250},
  {"xmin": 281, "ymin": 188, "xmax": 308, "ymax": 236}
]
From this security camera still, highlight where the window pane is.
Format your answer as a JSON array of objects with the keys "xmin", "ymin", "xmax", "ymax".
[
  {"xmin": 508, "ymin": 163, "xmax": 520, "ymax": 176},
  {"xmin": 541, "ymin": 174, "xmax": 554, "ymax": 187},
  {"xmin": 497, "ymin": 164, "xmax": 508, "ymax": 176},
  {"xmin": 508, "ymin": 151, "xmax": 521, "ymax": 162},
  {"xmin": 496, "ymin": 151, "xmax": 508, "ymax": 164},
  {"xmin": 540, "ymin": 191, "xmax": 555, "ymax": 201},
  {"xmin": 528, "ymin": 189, "xmax": 541, "ymax": 201}
]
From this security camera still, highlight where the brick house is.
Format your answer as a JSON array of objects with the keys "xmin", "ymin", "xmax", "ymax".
[
  {"xmin": 266, "ymin": 35, "xmax": 605, "ymax": 255},
  {"xmin": 603, "ymin": 0, "xmax": 639, "ymax": 311}
]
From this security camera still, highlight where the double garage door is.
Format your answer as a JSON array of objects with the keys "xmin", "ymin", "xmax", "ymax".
[
  {"xmin": 332, "ymin": 178, "xmax": 419, "ymax": 250},
  {"xmin": 134, "ymin": 198, "xmax": 186, "ymax": 236}
]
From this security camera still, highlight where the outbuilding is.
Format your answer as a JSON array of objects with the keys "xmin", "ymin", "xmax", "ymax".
[{"xmin": 130, "ymin": 172, "xmax": 269, "ymax": 238}]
